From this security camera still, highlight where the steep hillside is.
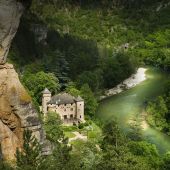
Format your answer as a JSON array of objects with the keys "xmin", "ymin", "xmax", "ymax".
[
  {"xmin": 7, "ymin": 1, "xmax": 170, "ymax": 103},
  {"xmin": 29, "ymin": 0, "xmax": 170, "ymax": 68}
]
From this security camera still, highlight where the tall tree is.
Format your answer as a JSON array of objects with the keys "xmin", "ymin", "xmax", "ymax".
[
  {"xmin": 16, "ymin": 130, "xmax": 44, "ymax": 170},
  {"xmin": 22, "ymin": 71, "xmax": 60, "ymax": 103},
  {"xmin": 80, "ymin": 84, "xmax": 98, "ymax": 117}
]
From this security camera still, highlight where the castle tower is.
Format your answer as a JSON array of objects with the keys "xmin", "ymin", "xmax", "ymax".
[
  {"xmin": 75, "ymin": 96, "xmax": 85, "ymax": 122},
  {"xmin": 42, "ymin": 88, "xmax": 51, "ymax": 117}
]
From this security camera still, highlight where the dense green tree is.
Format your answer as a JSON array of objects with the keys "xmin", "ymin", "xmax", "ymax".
[
  {"xmin": 43, "ymin": 112, "xmax": 72, "ymax": 170},
  {"xmin": 22, "ymin": 71, "xmax": 60, "ymax": 103},
  {"xmin": 0, "ymin": 161, "xmax": 12, "ymax": 170},
  {"xmin": 100, "ymin": 52, "xmax": 136, "ymax": 88},
  {"xmin": 95, "ymin": 120, "xmax": 152, "ymax": 170},
  {"xmin": 76, "ymin": 69, "xmax": 104, "ymax": 92},
  {"xmin": 161, "ymin": 152, "xmax": 170, "ymax": 170},
  {"xmin": 16, "ymin": 130, "xmax": 44, "ymax": 170},
  {"xmin": 94, "ymin": 145, "xmax": 151, "ymax": 170},
  {"xmin": 128, "ymin": 141, "xmax": 160, "ymax": 168},
  {"xmin": 44, "ymin": 112, "xmax": 64, "ymax": 143},
  {"xmin": 65, "ymin": 82, "xmax": 81, "ymax": 97},
  {"xmin": 146, "ymin": 96, "xmax": 168, "ymax": 131},
  {"xmin": 128, "ymin": 141, "xmax": 159, "ymax": 158},
  {"xmin": 102, "ymin": 120, "xmax": 126, "ymax": 148},
  {"xmin": 70, "ymin": 141, "xmax": 100, "ymax": 170},
  {"xmin": 80, "ymin": 84, "xmax": 98, "ymax": 117},
  {"xmin": 44, "ymin": 50, "xmax": 70, "ymax": 89}
]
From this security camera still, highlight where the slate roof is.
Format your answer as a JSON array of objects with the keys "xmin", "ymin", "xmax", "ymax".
[
  {"xmin": 75, "ymin": 96, "xmax": 84, "ymax": 102},
  {"xmin": 47, "ymin": 92, "xmax": 83, "ymax": 105},
  {"xmin": 42, "ymin": 88, "xmax": 51, "ymax": 94}
]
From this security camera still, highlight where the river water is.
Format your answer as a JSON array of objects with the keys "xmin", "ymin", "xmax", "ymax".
[{"xmin": 96, "ymin": 67, "xmax": 170, "ymax": 154}]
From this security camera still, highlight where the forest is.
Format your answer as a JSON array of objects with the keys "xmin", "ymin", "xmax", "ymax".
[{"xmin": 1, "ymin": 0, "xmax": 170, "ymax": 169}]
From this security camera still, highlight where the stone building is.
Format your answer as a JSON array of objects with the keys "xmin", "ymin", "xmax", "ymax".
[{"xmin": 42, "ymin": 88, "xmax": 85, "ymax": 125}]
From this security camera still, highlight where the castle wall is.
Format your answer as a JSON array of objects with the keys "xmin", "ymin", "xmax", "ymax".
[
  {"xmin": 42, "ymin": 93, "xmax": 51, "ymax": 116},
  {"xmin": 76, "ymin": 101, "xmax": 85, "ymax": 122},
  {"xmin": 48, "ymin": 103, "xmax": 77, "ymax": 120}
]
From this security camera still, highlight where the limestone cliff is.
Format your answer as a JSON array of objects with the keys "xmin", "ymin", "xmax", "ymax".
[
  {"xmin": 0, "ymin": 0, "xmax": 49, "ymax": 161},
  {"xmin": 0, "ymin": 0, "xmax": 24, "ymax": 64}
]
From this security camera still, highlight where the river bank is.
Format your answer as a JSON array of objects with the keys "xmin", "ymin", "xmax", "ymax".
[
  {"xmin": 100, "ymin": 68, "xmax": 147, "ymax": 100},
  {"xmin": 97, "ymin": 67, "xmax": 170, "ymax": 153}
]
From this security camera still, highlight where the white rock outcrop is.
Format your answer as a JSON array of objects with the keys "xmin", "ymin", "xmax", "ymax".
[{"xmin": 100, "ymin": 68, "xmax": 147, "ymax": 100}]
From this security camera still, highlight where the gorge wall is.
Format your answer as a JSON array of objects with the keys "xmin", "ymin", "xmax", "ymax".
[{"xmin": 0, "ymin": 0, "xmax": 47, "ymax": 161}]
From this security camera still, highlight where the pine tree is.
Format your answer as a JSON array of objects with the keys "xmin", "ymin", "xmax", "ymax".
[{"xmin": 16, "ymin": 130, "xmax": 44, "ymax": 170}]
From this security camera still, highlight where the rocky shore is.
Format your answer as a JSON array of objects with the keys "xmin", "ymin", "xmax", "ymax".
[{"xmin": 100, "ymin": 68, "xmax": 147, "ymax": 100}]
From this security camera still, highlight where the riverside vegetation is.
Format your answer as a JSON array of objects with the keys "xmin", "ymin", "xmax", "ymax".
[{"xmin": 1, "ymin": 0, "xmax": 170, "ymax": 169}]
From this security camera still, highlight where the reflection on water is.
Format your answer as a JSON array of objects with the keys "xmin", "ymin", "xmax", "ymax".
[{"xmin": 96, "ymin": 68, "xmax": 170, "ymax": 154}]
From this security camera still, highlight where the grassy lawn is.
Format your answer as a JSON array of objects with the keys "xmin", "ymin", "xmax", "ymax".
[
  {"xmin": 62, "ymin": 121, "xmax": 102, "ymax": 142},
  {"xmin": 87, "ymin": 122, "xmax": 102, "ymax": 142},
  {"xmin": 70, "ymin": 139, "xmax": 86, "ymax": 146},
  {"xmin": 64, "ymin": 131, "xmax": 76, "ymax": 138},
  {"xmin": 62, "ymin": 125, "xmax": 78, "ymax": 132}
]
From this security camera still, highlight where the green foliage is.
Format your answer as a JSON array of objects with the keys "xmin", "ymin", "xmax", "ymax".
[
  {"xmin": 146, "ymin": 96, "xmax": 169, "ymax": 132},
  {"xmin": 65, "ymin": 82, "xmax": 81, "ymax": 97},
  {"xmin": 48, "ymin": 141, "xmax": 72, "ymax": 170},
  {"xmin": 16, "ymin": 130, "xmax": 44, "ymax": 170},
  {"xmin": 80, "ymin": 84, "xmax": 98, "ymax": 117},
  {"xmin": 22, "ymin": 71, "xmax": 60, "ymax": 104},
  {"xmin": 77, "ymin": 69, "xmax": 104, "ymax": 92},
  {"xmin": 128, "ymin": 114, "xmax": 143, "ymax": 141},
  {"xmin": 129, "ymin": 141, "xmax": 159, "ymax": 157},
  {"xmin": 28, "ymin": 0, "xmax": 170, "ymax": 73},
  {"xmin": 44, "ymin": 112, "xmax": 64, "ymax": 143},
  {"xmin": 161, "ymin": 152, "xmax": 170, "ymax": 170},
  {"xmin": 70, "ymin": 141, "xmax": 100, "ymax": 170},
  {"xmin": 100, "ymin": 52, "xmax": 136, "ymax": 88},
  {"xmin": 95, "ymin": 120, "xmax": 154, "ymax": 170},
  {"xmin": 44, "ymin": 50, "xmax": 70, "ymax": 89},
  {"xmin": 128, "ymin": 141, "xmax": 160, "ymax": 168},
  {"xmin": 94, "ymin": 145, "xmax": 151, "ymax": 170},
  {"xmin": 102, "ymin": 120, "xmax": 126, "ymax": 148},
  {"xmin": 0, "ymin": 161, "xmax": 12, "ymax": 170},
  {"xmin": 43, "ymin": 112, "xmax": 73, "ymax": 170}
]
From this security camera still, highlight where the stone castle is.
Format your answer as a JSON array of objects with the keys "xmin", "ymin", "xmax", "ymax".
[{"xmin": 42, "ymin": 88, "xmax": 85, "ymax": 125}]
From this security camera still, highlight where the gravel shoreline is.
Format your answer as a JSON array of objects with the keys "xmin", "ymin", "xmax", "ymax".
[{"xmin": 100, "ymin": 68, "xmax": 147, "ymax": 100}]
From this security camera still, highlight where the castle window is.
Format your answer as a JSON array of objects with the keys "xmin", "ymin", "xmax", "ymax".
[
  {"xmin": 64, "ymin": 109, "xmax": 66, "ymax": 112},
  {"xmin": 80, "ymin": 115, "xmax": 81, "ymax": 118},
  {"xmin": 70, "ymin": 108, "xmax": 73, "ymax": 111},
  {"xmin": 70, "ymin": 114, "xmax": 73, "ymax": 119},
  {"xmin": 64, "ymin": 115, "xmax": 67, "ymax": 119}
]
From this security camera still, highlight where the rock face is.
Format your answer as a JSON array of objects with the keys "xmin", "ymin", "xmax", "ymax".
[
  {"xmin": 0, "ymin": 0, "xmax": 24, "ymax": 64},
  {"xmin": 0, "ymin": 0, "xmax": 49, "ymax": 161},
  {"xmin": 0, "ymin": 64, "xmax": 45, "ymax": 160}
]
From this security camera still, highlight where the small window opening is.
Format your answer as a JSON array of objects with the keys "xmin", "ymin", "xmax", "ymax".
[{"xmin": 64, "ymin": 115, "xmax": 67, "ymax": 119}]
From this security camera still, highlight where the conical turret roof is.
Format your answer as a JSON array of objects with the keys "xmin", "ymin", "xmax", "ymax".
[{"xmin": 42, "ymin": 88, "xmax": 51, "ymax": 94}]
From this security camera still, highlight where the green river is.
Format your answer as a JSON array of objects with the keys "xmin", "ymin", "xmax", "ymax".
[{"xmin": 96, "ymin": 67, "xmax": 170, "ymax": 154}]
